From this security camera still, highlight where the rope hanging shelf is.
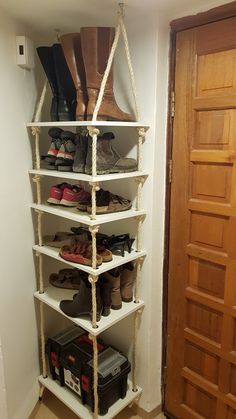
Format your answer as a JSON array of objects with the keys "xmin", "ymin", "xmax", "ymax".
[{"xmin": 31, "ymin": 3, "xmax": 146, "ymax": 418}]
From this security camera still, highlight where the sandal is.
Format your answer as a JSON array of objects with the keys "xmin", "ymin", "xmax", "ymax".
[
  {"xmin": 59, "ymin": 242, "xmax": 103, "ymax": 266},
  {"xmin": 101, "ymin": 234, "xmax": 135, "ymax": 257},
  {"xmin": 49, "ymin": 268, "xmax": 85, "ymax": 290},
  {"xmin": 86, "ymin": 189, "xmax": 132, "ymax": 214},
  {"xmin": 43, "ymin": 231, "xmax": 76, "ymax": 248}
]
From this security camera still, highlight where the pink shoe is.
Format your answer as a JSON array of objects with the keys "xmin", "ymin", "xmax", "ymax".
[
  {"xmin": 47, "ymin": 183, "xmax": 72, "ymax": 204},
  {"xmin": 60, "ymin": 185, "xmax": 85, "ymax": 207}
]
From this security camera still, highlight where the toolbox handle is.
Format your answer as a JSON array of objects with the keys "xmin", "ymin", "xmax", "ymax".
[{"xmin": 112, "ymin": 366, "xmax": 121, "ymax": 376}]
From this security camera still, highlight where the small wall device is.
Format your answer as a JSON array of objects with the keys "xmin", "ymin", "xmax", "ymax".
[{"xmin": 16, "ymin": 36, "xmax": 34, "ymax": 70}]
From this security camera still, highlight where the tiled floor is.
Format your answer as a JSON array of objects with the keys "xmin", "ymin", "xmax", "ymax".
[{"xmin": 29, "ymin": 389, "xmax": 165, "ymax": 419}]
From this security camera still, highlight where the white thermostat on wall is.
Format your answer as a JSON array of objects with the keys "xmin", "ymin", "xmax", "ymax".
[{"xmin": 16, "ymin": 36, "xmax": 34, "ymax": 70}]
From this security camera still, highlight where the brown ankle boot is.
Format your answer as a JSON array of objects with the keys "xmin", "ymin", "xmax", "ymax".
[
  {"xmin": 103, "ymin": 269, "xmax": 122, "ymax": 310},
  {"xmin": 60, "ymin": 33, "xmax": 88, "ymax": 120},
  {"xmin": 59, "ymin": 276, "xmax": 102, "ymax": 321},
  {"xmin": 120, "ymin": 262, "xmax": 135, "ymax": 302},
  {"xmin": 80, "ymin": 27, "xmax": 134, "ymax": 122}
]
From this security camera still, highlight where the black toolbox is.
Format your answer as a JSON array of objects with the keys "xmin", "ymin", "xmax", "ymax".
[
  {"xmin": 45, "ymin": 326, "xmax": 84, "ymax": 385},
  {"xmin": 60, "ymin": 335, "xmax": 131, "ymax": 415}
]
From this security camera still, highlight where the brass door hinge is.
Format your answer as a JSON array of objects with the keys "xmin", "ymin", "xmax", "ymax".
[
  {"xmin": 171, "ymin": 91, "xmax": 175, "ymax": 118},
  {"xmin": 169, "ymin": 159, "xmax": 173, "ymax": 183}
]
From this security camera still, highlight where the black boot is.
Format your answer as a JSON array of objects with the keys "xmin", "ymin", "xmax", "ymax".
[
  {"xmin": 37, "ymin": 46, "xmax": 59, "ymax": 121},
  {"xmin": 52, "ymin": 44, "xmax": 76, "ymax": 121},
  {"xmin": 37, "ymin": 45, "xmax": 76, "ymax": 121}
]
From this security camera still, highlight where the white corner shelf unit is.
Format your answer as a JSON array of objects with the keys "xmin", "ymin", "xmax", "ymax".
[{"xmin": 29, "ymin": 118, "xmax": 149, "ymax": 419}]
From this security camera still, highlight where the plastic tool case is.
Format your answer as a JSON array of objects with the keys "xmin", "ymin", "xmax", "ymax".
[{"xmin": 60, "ymin": 335, "xmax": 131, "ymax": 415}]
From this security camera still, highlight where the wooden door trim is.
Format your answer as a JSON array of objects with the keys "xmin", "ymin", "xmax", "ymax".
[
  {"xmin": 171, "ymin": 1, "xmax": 236, "ymax": 32},
  {"xmin": 162, "ymin": 0, "xmax": 236, "ymax": 412}
]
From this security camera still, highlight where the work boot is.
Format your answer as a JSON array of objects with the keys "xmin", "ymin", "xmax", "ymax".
[
  {"xmin": 59, "ymin": 276, "xmax": 102, "ymax": 321},
  {"xmin": 100, "ymin": 274, "xmax": 112, "ymax": 316},
  {"xmin": 41, "ymin": 127, "xmax": 63, "ymax": 165},
  {"xmin": 120, "ymin": 262, "xmax": 135, "ymax": 302},
  {"xmin": 60, "ymin": 33, "xmax": 88, "ymax": 120},
  {"xmin": 85, "ymin": 132, "xmax": 137, "ymax": 174},
  {"xmin": 102, "ymin": 268, "xmax": 122, "ymax": 310},
  {"xmin": 80, "ymin": 27, "xmax": 134, "ymax": 121},
  {"xmin": 36, "ymin": 46, "xmax": 59, "ymax": 121},
  {"xmin": 52, "ymin": 44, "xmax": 76, "ymax": 121},
  {"xmin": 55, "ymin": 130, "xmax": 76, "ymax": 171},
  {"xmin": 73, "ymin": 131, "xmax": 88, "ymax": 173}
]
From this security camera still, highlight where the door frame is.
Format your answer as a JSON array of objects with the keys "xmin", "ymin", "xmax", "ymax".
[{"xmin": 162, "ymin": 0, "xmax": 236, "ymax": 414}]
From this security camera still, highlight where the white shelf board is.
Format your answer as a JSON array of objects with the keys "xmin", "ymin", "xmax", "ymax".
[
  {"xmin": 34, "ymin": 287, "xmax": 144, "ymax": 336},
  {"xmin": 29, "ymin": 169, "xmax": 148, "ymax": 182},
  {"xmin": 33, "ymin": 245, "xmax": 146, "ymax": 275},
  {"xmin": 27, "ymin": 121, "xmax": 149, "ymax": 129},
  {"xmin": 38, "ymin": 375, "xmax": 142, "ymax": 419},
  {"xmin": 31, "ymin": 203, "xmax": 146, "ymax": 226}
]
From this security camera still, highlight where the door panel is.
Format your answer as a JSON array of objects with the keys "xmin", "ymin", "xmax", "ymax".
[{"xmin": 165, "ymin": 17, "xmax": 236, "ymax": 419}]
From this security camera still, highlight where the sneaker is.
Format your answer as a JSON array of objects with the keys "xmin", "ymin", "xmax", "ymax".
[
  {"xmin": 55, "ymin": 131, "xmax": 76, "ymax": 167},
  {"xmin": 41, "ymin": 128, "xmax": 63, "ymax": 164},
  {"xmin": 47, "ymin": 183, "xmax": 72, "ymax": 204},
  {"xmin": 60, "ymin": 185, "xmax": 85, "ymax": 207}
]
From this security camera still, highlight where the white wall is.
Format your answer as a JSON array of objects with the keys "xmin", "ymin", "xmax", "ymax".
[{"xmin": 0, "ymin": 8, "xmax": 39, "ymax": 419}]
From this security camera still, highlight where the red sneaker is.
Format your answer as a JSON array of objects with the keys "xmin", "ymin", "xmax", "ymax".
[
  {"xmin": 60, "ymin": 185, "xmax": 84, "ymax": 207},
  {"xmin": 47, "ymin": 183, "xmax": 72, "ymax": 204}
]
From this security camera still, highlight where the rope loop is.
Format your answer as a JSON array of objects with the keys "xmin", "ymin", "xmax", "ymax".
[
  {"xmin": 89, "ymin": 225, "xmax": 100, "ymax": 235},
  {"xmin": 88, "ymin": 275, "xmax": 98, "ymax": 285},
  {"xmin": 33, "ymin": 175, "xmax": 41, "ymax": 183},
  {"xmin": 137, "ymin": 127, "xmax": 146, "ymax": 141}
]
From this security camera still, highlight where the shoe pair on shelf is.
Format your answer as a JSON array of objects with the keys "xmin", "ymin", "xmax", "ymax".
[
  {"xmin": 47, "ymin": 183, "xmax": 90, "ymax": 207},
  {"xmin": 48, "ymin": 263, "xmax": 135, "ymax": 320},
  {"xmin": 43, "ymin": 229, "xmax": 135, "ymax": 267},
  {"xmin": 43, "ymin": 128, "xmax": 137, "ymax": 175},
  {"xmin": 41, "ymin": 128, "xmax": 76, "ymax": 171},
  {"xmin": 47, "ymin": 183, "xmax": 132, "ymax": 214}
]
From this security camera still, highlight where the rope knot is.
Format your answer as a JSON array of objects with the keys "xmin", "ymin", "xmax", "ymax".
[
  {"xmin": 88, "ymin": 275, "xmax": 98, "ymax": 285},
  {"xmin": 31, "ymin": 127, "xmax": 40, "ymax": 136},
  {"xmin": 89, "ymin": 226, "xmax": 100, "ymax": 235},
  {"xmin": 87, "ymin": 126, "xmax": 100, "ymax": 137},
  {"xmin": 137, "ymin": 128, "xmax": 146, "ymax": 140}
]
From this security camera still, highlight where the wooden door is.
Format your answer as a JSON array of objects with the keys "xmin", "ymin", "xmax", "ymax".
[{"xmin": 165, "ymin": 17, "xmax": 236, "ymax": 419}]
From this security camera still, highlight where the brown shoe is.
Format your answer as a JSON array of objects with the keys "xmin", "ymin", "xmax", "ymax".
[
  {"xmin": 102, "ymin": 269, "xmax": 122, "ymax": 310},
  {"xmin": 59, "ymin": 276, "xmax": 102, "ymax": 320},
  {"xmin": 80, "ymin": 27, "xmax": 134, "ymax": 121},
  {"xmin": 60, "ymin": 33, "xmax": 88, "ymax": 120},
  {"xmin": 87, "ymin": 189, "xmax": 132, "ymax": 214},
  {"xmin": 120, "ymin": 262, "xmax": 135, "ymax": 302}
]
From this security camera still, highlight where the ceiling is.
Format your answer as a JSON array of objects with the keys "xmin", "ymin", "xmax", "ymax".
[{"xmin": 0, "ymin": 0, "xmax": 231, "ymax": 34}]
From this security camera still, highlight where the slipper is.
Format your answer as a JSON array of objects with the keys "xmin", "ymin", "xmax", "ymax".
[
  {"xmin": 59, "ymin": 242, "xmax": 103, "ymax": 266},
  {"xmin": 49, "ymin": 268, "xmax": 83, "ymax": 290},
  {"xmin": 43, "ymin": 232, "xmax": 76, "ymax": 248},
  {"xmin": 97, "ymin": 246, "xmax": 113, "ymax": 262}
]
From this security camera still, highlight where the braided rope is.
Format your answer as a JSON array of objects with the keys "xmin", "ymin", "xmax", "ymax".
[
  {"xmin": 31, "ymin": 127, "xmax": 41, "ymax": 170},
  {"xmin": 134, "ymin": 258, "xmax": 142, "ymax": 303},
  {"xmin": 35, "ymin": 210, "xmax": 43, "ymax": 246},
  {"xmin": 136, "ymin": 215, "xmax": 143, "ymax": 252},
  {"xmin": 33, "ymin": 175, "xmax": 42, "ymax": 204},
  {"xmin": 135, "ymin": 177, "xmax": 144, "ymax": 211},
  {"xmin": 92, "ymin": 24, "xmax": 121, "ymax": 121},
  {"xmin": 87, "ymin": 126, "xmax": 100, "ymax": 177},
  {"xmin": 137, "ymin": 128, "xmax": 146, "ymax": 171},
  {"xmin": 89, "ymin": 182, "xmax": 100, "ymax": 221},
  {"xmin": 89, "ymin": 225, "xmax": 100, "ymax": 269},
  {"xmin": 34, "ymin": 80, "xmax": 47, "ymax": 123},
  {"xmin": 89, "ymin": 334, "xmax": 99, "ymax": 418},
  {"xmin": 39, "ymin": 301, "xmax": 47, "ymax": 378},
  {"xmin": 88, "ymin": 275, "xmax": 99, "ymax": 329},
  {"xmin": 119, "ymin": 12, "xmax": 139, "ymax": 121},
  {"xmin": 132, "ymin": 311, "xmax": 138, "ymax": 392},
  {"xmin": 36, "ymin": 253, "xmax": 44, "ymax": 294}
]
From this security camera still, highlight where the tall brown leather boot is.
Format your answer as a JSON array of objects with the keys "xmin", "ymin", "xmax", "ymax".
[
  {"xmin": 60, "ymin": 33, "xmax": 88, "ymax": 120},
  {"xmin": 80, "ymin": 27, "xmax": 134, "ymax": 122}
]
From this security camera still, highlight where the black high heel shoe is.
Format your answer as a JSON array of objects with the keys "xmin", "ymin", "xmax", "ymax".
[{"xmin": 101, "ymin": 234, "xmax": 135, "ymax": 257}]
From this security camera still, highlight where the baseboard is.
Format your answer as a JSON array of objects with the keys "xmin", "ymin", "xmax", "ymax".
[{"xmin": 131, "ymin": 403, "xmax": 162, "ymax": 418}]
